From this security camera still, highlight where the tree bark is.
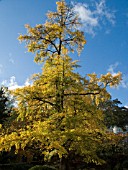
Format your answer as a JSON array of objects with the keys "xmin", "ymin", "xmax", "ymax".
[{"xmin": 59, "ymin": 156, "xmax": 70, "ymax": 170}]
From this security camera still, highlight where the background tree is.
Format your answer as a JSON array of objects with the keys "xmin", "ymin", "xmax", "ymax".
[
  {"xmin": 0, "ymin": 86, "xmax": 14, "ymax": 125},
  {"xmin": 97, "ymin": 99, "xmax": 128, "ymax": 170},
  {"xmin": 99, "ymin": 98, "xmax": 128, "ymax": 130},
  {"xmin": 0, "ymin": 86, "xmax": 16, "ymax": 164}
]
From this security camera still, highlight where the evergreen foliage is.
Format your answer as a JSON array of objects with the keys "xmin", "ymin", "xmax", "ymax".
[
  {"xmin": 29, "ymin": 165, "xmax": 56, "ymax": 170},
  {"xmin": 0, "ymin": 86, "xmax": 13, "ymax": 125}
]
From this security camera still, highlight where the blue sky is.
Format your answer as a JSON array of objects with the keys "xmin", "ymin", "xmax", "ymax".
[{"xmin": 0, "ymin": 0, "xmax": 128, "ymax": 106}]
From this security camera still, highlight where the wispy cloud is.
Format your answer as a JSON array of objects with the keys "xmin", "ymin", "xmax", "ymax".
[
  {"xmin": 1, "ymin": 76, "xmax": 31, "ymax": 90},
  {"xmin": 121, "ymin": 74, "xmax": 128, "ymax": 88},
  {"xmin": 0, "ymin": 64, "xmax": 3, "ymax": 74},
  {"xmin": 9, "ymin": 58, "xmax": 14, "ymax": 64},
  {"xmin": 107, "ymin": 62, "xmax": 119, "ymax": 76},
  {"xmin": 72, "ymin": 0, "xmax": 115, "ymax": 36},
  {"xmin": 107, "ymin": 62, "xmax": 128, "ymax": 88},
  {"xmin": 9, "ymin": 53, "xmax": 15, "ymax": 64}
]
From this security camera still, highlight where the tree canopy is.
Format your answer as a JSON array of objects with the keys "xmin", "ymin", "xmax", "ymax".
[{"xmin": 0, "ymin": 1, "xmax": 123, "ymax": 169}]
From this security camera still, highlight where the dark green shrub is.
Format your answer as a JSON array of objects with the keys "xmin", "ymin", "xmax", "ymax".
[
  {"xmin": 0, "ymin": 164, "xmax": 31, "ymax": 170},
  {"xmin": 28, "ymin": 165, "xmax": 56, "ymax": 170},
  {"xmin": 12, "ymin": 164, "xmax": 31, "ymax": 170},
  {"xmin": 122, "ymin": 160, "xmax": 128, "ymax": 168}
]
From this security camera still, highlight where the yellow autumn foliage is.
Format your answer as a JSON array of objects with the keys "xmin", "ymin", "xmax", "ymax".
[{"xmin": 0, "ymin": 0, "xmax": 122, "ymax": 166}]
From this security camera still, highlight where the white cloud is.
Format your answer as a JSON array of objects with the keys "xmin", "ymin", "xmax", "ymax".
[
  {"xmin": 95, "ymin": 0, "xmax": 115, "ymax": 25},
  {"xmin": 107, "ymin": 62, "xmax": 119, "ymax": 76},
  {"xmin": 107, "ymin": 62, "xmax": 128, "ymax": 88},
  {"xmin": 2, "ymin": 76, "xmax": 21, "ymax": 90},
  {"xmin": 74, "ymin": 4, "xmax": 98, "ymax": 26},
  {"xmin": 24, "ymin": 78, "xmax": 31, "ymax": 86},
  {"xmin": 1, "ymin": 76, "xmax": 31, "ymax": 90},
  {"xmin": 121, "ymin": 74, "xmax": 128, "ymax": 88},
  {"xmin": 72, "ymin": 0, "xmax": 115, "ymax": 36}
]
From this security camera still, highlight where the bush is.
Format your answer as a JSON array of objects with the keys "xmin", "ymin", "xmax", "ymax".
[
  {"xmin": 12, "ymin": 164, "xmax": 31, "ymax": 170},
  {"xmin": 28, "ymin": 165, "xmax": 56, "ymax": 170},
  {"xmin": 122, "ymin": 160, "xmax": 128, "ymax": 168},
  {"xmin": 0, "ymin": 164, "xmax": 31, "ymax": 170}
]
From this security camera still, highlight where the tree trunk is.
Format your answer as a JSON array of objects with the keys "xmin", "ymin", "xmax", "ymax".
[{"xmin": 59, "ymin": 156, "xmax": 70, "ymax": 170}]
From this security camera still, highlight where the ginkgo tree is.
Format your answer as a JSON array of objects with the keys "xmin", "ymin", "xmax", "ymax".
[{"xmin": 0, "ymin": 0, "xmax": 122, "ymax": 169}]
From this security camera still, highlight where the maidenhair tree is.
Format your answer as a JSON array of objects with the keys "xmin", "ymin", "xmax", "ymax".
[{"xmin": 0, "ymin": 0, "xmax": 122, "ymax": 169}]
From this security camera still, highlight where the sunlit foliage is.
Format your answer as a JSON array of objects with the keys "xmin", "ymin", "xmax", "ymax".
[{"xmin": 0, "ymin": 0, "xmax": 122, "ymax": 167}]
